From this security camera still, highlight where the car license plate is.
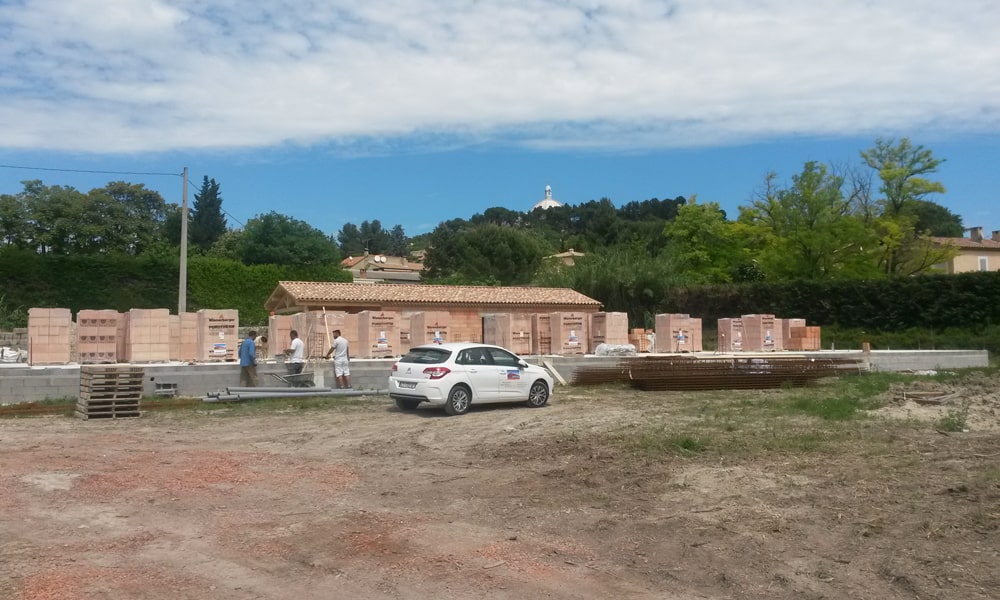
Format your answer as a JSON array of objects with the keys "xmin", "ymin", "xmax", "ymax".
[{"xmin": 399, "ymin": 381, "xmax": 417, "ymax": 389}]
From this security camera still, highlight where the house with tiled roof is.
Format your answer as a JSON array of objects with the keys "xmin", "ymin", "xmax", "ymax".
[
  {"xmin": 931, "ymin": 227, "xmax": 1000, "ymax": 273},
  {"xmin": 265, "ymin": 281, "xmax": 603, "ymax": 347},
  {"xmin": 266, "ymin": 281, "xmax": 601, "ymax": 314},
  {"xmin": 339, "ymin": 253, "xmax": 425, "ymax": 283}
]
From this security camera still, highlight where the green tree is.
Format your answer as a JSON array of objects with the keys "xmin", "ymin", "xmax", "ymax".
[
  {"xmin": 739, "ymin": 163, "xmax": 878, "ymax": 280},
  {"xmin": 860, "ymin": 137, "xmax": 945, "ymax": 215},
  {"xmin": 337, "ymin": 220, "xmax": 395, "ymax": 256},
  {"xmin": 387, "ymin": 224, "xmax": 409, "ymax": 256},
  {"xmin": 900, "ymin": 199, "xmax": 964, "ymax": 237},
  {"xmin": 0, "ymin": 192, "xmax": 30, "ymax": 248},
  {"xmin": 860, "ymin": 138, "xmax": 952, "ymax": 275},
  {"xmin": 423, "ymin": 222, "xmax": 548, "ymax": 285},
  {"xmin": 190, "ymin": 176, "xmax": 227, "ymax": 252},
  {"xmin": 336, "ymin": 222, "xmax": 364, "ymax": 256},
  {"xmin": 662, "ymin": 198, "xmax": 748, "ymax": 283},
  {"xmin": 238, "ymin": 212, "xmax": 341, "ymax": 266},
  {"xmin": 20, "ymin": 181, "xmax": 89, "ymax": 255},
  {"xmin": 87, "ymin": 181, "xmax": 169, "ymax": 254}
]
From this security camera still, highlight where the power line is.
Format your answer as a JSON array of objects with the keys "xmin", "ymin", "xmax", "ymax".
[{"xmin": 0, "ymin": 164, "xmax": 182, "ymax": 177}]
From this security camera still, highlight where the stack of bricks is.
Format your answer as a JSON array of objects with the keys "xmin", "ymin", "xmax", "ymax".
[
  {"xmin": 269, "ymin": 314, "xmax": 294, "ymax": 357},
  {"xmin": 179, "ymin": 312, "xmax": 199, "ymax": 362},
  {"xmin": 447, "ymin": 309, "xmax": 483, "ymax": 343},
  {"xmin": 409, "ymin": 311, "xmax": 450, "ymax": 346},
  {"xmin": 740, "ymin": 314, "xmax": 783, "ymax": 352},
  {"xmin": 717, "ymin": 318, "xmax": 745, "ymax": 352},
  {"xmin": 196, "ymin": 309, "xmax": 239, "ymax": 362},
  {"xmin": 628, "ymin": 328, "xmax": 651, "ymax": 353},
  {"xmin": 784, "ymin": 318, "xmax": 822, "ymax": 351},
  {"xmin": 28, "ymin": 307, "xmax": 73, "ymax": 365},
  {"xmin": 168, "ymin": 313, "xmax": 200, "ymax": 362},
  {"xmin": 550, "ymin": 312, "xmax": 589, "ymax": 355},
  {"xmin": 655, "ymin": 313, "xmax": 703, "ymax": 353},
  {"xmin": 531, "ymin": 313, "xmax": 552, "ymax": 355},
  {"xmin": 589, "ymin": 312, "xmax": 629, "ymax": 352},
  {"xmin": 357, "ymin": 311, "xmax": 401, "ymax": 358},
  {"xmin": 123, "ymin": 309, "xmax": 171, "ymax": 363},
  {"xmin": 483, "ymin": 313, "xmax": 533, "ymax": 355},
  {"xmin": 76, "ymin": 310, "xmax": 120, "ymax": 364},
  {"xmin": 76, "ymin": 365, "xmax": 143, "ymax": 419}
]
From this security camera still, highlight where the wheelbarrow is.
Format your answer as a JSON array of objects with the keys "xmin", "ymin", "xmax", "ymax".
[{"xmin": 270, "ymin": 363, "xmax": 316, "ymax": 387}]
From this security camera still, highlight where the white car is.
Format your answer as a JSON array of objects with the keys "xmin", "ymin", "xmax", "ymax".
[{"xmin": 388, "ymin": 342, "xmax": 553, "ymax": 415}]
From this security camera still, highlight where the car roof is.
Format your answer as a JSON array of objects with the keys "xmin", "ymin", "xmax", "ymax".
[{"xmin": 408, "ymin": 342, "xmax": 505, "ymax": 351}]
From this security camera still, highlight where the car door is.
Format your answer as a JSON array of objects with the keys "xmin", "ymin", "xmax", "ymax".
[
  {"xmin": 485, "ymin": 347, "xmax": 531, "ymax": 399},
  {"xmin": 455, "ymin": 347, "xmax": 500, "ymax": 401}
]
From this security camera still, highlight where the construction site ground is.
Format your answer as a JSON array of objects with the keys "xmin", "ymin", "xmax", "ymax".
[{"xmin": 1, "ymin": 369, "xmax": 998, "ymax": 599}]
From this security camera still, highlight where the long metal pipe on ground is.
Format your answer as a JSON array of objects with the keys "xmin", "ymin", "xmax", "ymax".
[
  {"xmin": 203, "ymin": 389, "xmax": 388, "ymax": 402},
  {"xmin": 225, "ymin": 386, "xmax": 335, "ymax": 394}
]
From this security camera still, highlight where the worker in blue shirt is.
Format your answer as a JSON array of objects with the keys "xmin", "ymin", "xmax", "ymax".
[{"xmin": 239, "ymin": 330, "xmax": 258, "ymax": 387}]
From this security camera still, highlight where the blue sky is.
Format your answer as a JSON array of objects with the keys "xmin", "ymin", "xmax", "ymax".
[{"xmin": 1, "ymin": 1, "xmax": 998, "ymax": 237}]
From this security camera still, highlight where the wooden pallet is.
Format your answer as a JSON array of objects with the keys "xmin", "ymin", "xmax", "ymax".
[
  {"xmin": 79, "ymin": 391, "xmax": 142, "ymax": 401},
  {"xmin": 75, "ymin": 398, "xmax": 141, "ymax": 420}
]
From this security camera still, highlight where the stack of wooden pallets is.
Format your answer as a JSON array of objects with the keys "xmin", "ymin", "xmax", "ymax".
[{"xmin": 76, "ymin": 366, "xmax": 144, "ymax": 420}]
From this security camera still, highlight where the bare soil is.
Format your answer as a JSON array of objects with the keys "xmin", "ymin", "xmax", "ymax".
[{"xmin": 1, "ymin": 378, "xmax": 998, "ymax": 599}]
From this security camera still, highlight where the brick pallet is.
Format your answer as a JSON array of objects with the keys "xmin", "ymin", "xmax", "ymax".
[{"xmin": 77, "ymin": 366, "xmax": 144, "ymax": 419}]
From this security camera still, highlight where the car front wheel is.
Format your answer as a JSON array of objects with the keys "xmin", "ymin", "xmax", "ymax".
[
  {"xmin": 526, "ymin": 381, "xmax": 549, "ymax": 408},
  {"xmin": 444, "ymin": 385, "xmax": 471, "ymax": 416}
]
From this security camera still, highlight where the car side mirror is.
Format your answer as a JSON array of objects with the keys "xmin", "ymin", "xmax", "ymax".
[{"xmin": 518, "ymin": 360, "xmax": 528, "ymax": 369}]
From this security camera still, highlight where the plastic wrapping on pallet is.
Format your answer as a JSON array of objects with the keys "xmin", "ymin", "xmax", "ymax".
[{"xmin": 594, "ymin": 343, "xmax": 637, "ymax": 356}]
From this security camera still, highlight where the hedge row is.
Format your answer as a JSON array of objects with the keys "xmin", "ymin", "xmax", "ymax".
[
  {"xmin": 0, "ymin": 249, "xmax": 350, "ymax": 326},
  {"xmin": 661, "ymin": 271, "xmax": 1000, "ymax": 331}
]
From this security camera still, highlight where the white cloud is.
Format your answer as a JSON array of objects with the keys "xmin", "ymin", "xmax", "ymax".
[{"xmin": 0, "ymin": 0, "xmax": 997, "ymax": 153}]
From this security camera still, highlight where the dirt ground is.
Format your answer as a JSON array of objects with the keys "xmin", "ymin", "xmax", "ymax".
[{"xmin": 1, "ymin": 375, "xmax": 998, "ymax": 600}]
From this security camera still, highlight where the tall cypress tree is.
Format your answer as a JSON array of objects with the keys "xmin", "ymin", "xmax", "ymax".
[{"xmin": 190, "ymin": 176, "xmax": 227, "ymax": 252}]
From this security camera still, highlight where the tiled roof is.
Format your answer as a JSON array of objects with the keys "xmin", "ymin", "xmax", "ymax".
[
  {"xmin": 272, "ymin": 281, "xmax": 601, "ymax": 307},
  {"xmin": 932, "ymin": 237, "xmax": 1000, "ymax": 250}
]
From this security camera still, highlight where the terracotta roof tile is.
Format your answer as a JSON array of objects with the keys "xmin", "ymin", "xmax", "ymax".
[
  {"xmin": 932, "ymin": 237, "xmax": 1000, "ymax": 250},
  {"xmin": 273, "ymin": 281, "xmax": 601, "ymax": 308}
]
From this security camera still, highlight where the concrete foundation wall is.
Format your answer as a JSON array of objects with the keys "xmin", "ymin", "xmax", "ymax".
[{"xmin": 0, "ymin": 349, "xmax": 989, "ymax": 404}]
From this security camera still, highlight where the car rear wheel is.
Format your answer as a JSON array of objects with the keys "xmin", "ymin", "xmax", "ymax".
[
  {"xmin": 526, "ymin": 381, "xmax": 549, "ymax": 408},
  {"xmin": 444, "ymin": 385, "xmax": 471, "ymax": 416},
  {"xmin": 395, "ymin": 398, "xmax": 421, "ymax": 411}
]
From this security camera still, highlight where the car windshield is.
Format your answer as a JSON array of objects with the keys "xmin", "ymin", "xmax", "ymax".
[{"xmin": 400, "ymin": 347, "xmax": 452, "ymax": 364}]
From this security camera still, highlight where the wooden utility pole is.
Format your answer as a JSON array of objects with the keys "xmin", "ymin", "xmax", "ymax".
[{"xmin": 178, "ymin": 167, "xmax": 189, "ymax": 314}]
